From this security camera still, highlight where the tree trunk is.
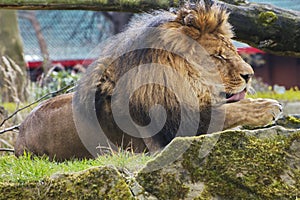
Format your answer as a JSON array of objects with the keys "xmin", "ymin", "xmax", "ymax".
[
  {"xmin": 102, "ymin": 12, "xmax": 133, "ymax": 34},
  {"xmin": 0, "ymin": 10, "xmax": 25, "ymax": 67},
  {"xmin": 0, "ymin": 10, "xmax": 28, "ymax": 102},
  {"xmin": 19, "ymin": 11, "xmax": 51, "ymax": 73}
]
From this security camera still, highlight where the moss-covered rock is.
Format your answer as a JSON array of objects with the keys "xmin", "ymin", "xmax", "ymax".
[
  {"xmin": 276, "ymin": 114, "xmax": 300, "ymax": 129},
  {"xmin": 0, "ymin": 166, "xmax": 133, "ymax": 200},
  {"xmin": 137, "ymin": 127, "xmax": 300, "ymax": 199},
  {"xmin": 258, "ymin": 11, "xmax": 278, "ymax": 26}
]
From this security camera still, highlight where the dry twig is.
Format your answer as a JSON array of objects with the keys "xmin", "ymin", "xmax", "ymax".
[
  {"xmin": 0, "ymin": 148, "xmax": 14, "ymax": 153},
  {"xmin": 0, "ymin": 124, "xmax": 20, "ymax": 135}
]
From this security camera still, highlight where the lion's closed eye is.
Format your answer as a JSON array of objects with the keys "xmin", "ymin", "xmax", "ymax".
[{"xmin": 211, "ymin": 53, "xmax": 228, "ymax": 60}]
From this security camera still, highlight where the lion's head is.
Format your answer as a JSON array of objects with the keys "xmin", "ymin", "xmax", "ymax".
[
  {"xmin": 75, "ymin": 3, "xmax": 255, "ymax": 152},
  {"xmin": 158, "ymin": 3, "xmax": 254, "ymax": 104}
]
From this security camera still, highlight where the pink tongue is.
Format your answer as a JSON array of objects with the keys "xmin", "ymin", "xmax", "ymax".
[{"xmin": 227, "ymin": 90, "xmax": 246, "ymax": 102}]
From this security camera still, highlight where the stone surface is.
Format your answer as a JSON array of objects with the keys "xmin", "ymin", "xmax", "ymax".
[
  {"xmin": 137, "ymin": 124, "xmax": 300, "ymax": 199},
  {"xmin": 0, "ymin": 166, "xmax": 133, "ymax": 200},
  {"xmin": 276, "ymin": 114, "xmax": 300, "ymax": 129},
  {"xmin": 282, "ymin": 102, "xmax": 300, "ymax": 115}
]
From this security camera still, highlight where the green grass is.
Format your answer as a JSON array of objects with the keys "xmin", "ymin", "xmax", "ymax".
[
  {"xmin": 1, "ymin": 102, "xmax": 38, "ymax": 114},
  {"xmin": 247, "ymin": 87, "xmax": 300, "ymax": 101},
  {"xmin": 1, "ymin": 102, "xmax": 17, "ymax": 113},
  {"xmin": 0, "ymin": 151, "xmax": 152, "ymax": 184},
  {"xmin": 1, "ymin": 102, "xmax": 37, "ymax": 124}
]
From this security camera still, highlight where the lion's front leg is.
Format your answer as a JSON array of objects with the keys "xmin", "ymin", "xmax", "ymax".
[{"xmin": 222, "ymin": 98, "xmax": 282, "ymax": 130}]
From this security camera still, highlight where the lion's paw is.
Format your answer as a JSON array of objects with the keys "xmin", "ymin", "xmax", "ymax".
[
  {"xmin": 242, "ymin": 98, "xmax": 282, "ymax": 127},
  {"xmin": 224, "ymin": 98, "xmax": 282, "ymax": 129}
]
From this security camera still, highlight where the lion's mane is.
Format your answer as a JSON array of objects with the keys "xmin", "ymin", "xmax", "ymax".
[{"xmin": 74, "ymin": 3, "xmax": 234, "ymax": 152}]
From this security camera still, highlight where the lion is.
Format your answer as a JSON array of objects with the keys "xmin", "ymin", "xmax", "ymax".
[{"xmin": 15, "ymin": 3, "xmax": 282, "ymax": 161}]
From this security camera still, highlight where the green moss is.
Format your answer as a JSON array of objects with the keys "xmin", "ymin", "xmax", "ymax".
[
  {"xmin": 137, "ymin": 170, "xmax": 189, "ymax": 200},
  {"xmin": 136, "ymin": 138, "xmax": 193, "ymax": 199},
  {"xmin": 247, "ymin": 87, "xmax": 300, "ymax": 101},
  {"xmin": 285, "ymin": 116, "xmax": 300, "ymax": 124},
  {"xmin": 276, "ymin": 115, "xmax": 300, "ymax": 129},
  {"xmin": 0, "ymin": 166, "xmax": 133, "ymax": 199},
  {"xmin": 138, "ymin": 130, "xmax": 300, "ymax": 199},
  {"xmin": 182, "ymin": 130, "xmax": 300, "ymax": 199},
  {"xmin": 258, "ymin": 11, "xmax": 278, "ymax": 26},
  {"xmin": 193, "ymin": 187, "xmax": 213, "ymax": 200}
]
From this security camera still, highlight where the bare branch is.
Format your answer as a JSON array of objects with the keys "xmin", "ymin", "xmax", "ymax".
[
  {"xmin": 0, "ymin": 138, "xmax": 14, "ymax": 148},
  {"xmin": 0, "ymin": 0, "xmax": 178, "ymax": 12},
  {"xmin": 0, "ymin": 148, "xmax": 14, "ymax": 153},
  {"xmin": 0, "ymin": 124, "xmax": 19, "ymax": 134}
]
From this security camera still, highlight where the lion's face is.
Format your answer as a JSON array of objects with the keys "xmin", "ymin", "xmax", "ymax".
[
  {"xmin": 169, "ymin": 4, "xmax": 254, "ymax": 104},
  {"xmin": 199, "ymin": 34, "xmax": 254, "ymax": 103}
]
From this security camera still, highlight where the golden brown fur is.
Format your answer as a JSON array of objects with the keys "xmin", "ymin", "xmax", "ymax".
[
  {"xmin": 15, "ymin": 93, "xmax": 93, "ymax": 160},
  {"xmin": 15, "ymin": 3, "xmax": 282, "ymax": 160}
]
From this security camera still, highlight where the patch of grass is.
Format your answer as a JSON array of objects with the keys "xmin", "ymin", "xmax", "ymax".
[
  {"xmin": 247, "ymin": 87, "xmax": 300, "ymax": 101},
  {"xmin": 0, "ymin": 151, "xmax": 152, "ymax": 184},
  {"xmin": 1, "ymin": 102, "xmax": 38, "ymax": 115},
  {"xmin": 1, "ymin": 102, "xmax": 17, "ymax": 114}
]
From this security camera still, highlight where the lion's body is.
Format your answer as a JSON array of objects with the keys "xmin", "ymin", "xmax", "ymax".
[
  {"xmin": 15, "ymin": 93, "xmax": 93, "ymax": 160},
  {"xmin": 15, "ymin": 3, "xmax": 281, "ymax": 160}
]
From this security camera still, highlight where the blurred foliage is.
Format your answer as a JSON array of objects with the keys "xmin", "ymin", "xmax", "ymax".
[
  {"xmin": 248, "ymin": 86, "xmax": 300, "ymax": 101},
  {"xmin": 248, "ymin": 77, "xmax": 300, "ymax": 101},
  {"xmin": 1, "ymin": 102, "xmax": 18, "ymax": 114},
  {"xmin": 33, "ymin": 70, "xmax": 81, "ymax": 100},
  {"xmin": 250, "ymin": 77, "xmax": 270, "ymax": 93}
]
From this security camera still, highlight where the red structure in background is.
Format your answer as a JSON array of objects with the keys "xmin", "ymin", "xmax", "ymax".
[
  {"xmin": 26, "ymin": 59, "xmax": 95, "ymax": 81},
  {"xmin": 237, "ymin": 47, "xmax": 300, "ymax": 89},
  {"xmin": 27, "ymin": 59, "xmax": 94, "ymax": 69},
  {"xmin": 254, "ymin": 54, "xmax": 300, "ymax": 89},
  {"xmin": 237, "ymin": 47, "xmax": 264, "ymax": 54}
]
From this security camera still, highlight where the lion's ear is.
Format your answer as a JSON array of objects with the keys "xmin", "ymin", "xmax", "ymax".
[
  {"xmin": 176, "ymin": 8, "xmax": 190, "ymax": 25},
  {"xmin": 184, "ymin": 13, "xmax": 196, "ymax": 27},
  {"xmin": 176, "ymin": 8, "xmax": 198, "ymax": 28},
  {"xmin": 175, "ymin": 3, "xmax": 233, "ymax": 38}
]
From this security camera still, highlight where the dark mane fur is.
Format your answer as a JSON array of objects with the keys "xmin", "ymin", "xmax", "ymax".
[{"xmin": 74, "ymin": 2, "xmax": 234, "ymax": 152}]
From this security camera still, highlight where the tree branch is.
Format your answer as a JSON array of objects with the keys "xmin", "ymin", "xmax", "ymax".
[
  {"xmin": 218, "ymin": 0, "xmax": 300, "ymax": 57},
  {"xmin": 0, "ymin": 124, "xmax": 19, "ymax": 134},
  {"xmin": 0, "ymin": 0, "xmax": 180, "ymax": 12},
  {"xmin": 0, "ymin": 148, "xmax": 14, "ymax": 152}
]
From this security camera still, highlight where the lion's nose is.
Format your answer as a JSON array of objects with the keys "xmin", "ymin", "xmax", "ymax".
[
  {"xmin": 240, "ymin": 61, "xmax": 254, "ymax": 83},
  {"xmin": 240, "ymin": 74, "xmax": 253, "ymax": 83}
]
